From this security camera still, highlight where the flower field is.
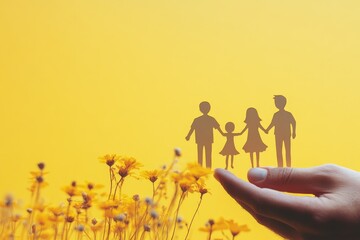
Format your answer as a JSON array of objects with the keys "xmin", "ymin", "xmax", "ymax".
[{"xmin": 0, "ymin": 149, "xmax": 249, "ymax": 240}]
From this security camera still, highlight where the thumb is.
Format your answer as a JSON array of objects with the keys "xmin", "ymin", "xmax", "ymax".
[{"xmin": 247, "ymin": 165, "xmax": 338, "ymax": 195}]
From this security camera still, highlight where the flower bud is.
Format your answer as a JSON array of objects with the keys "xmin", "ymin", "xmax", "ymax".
[{"xmin": 174, "ymin": 148, "xmax": 182, "ymax": 157}]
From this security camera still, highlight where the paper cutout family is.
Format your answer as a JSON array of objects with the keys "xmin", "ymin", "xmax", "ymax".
[{"xmin": 185, "ymin": 95, "xmax": 296, "ymax": 169}]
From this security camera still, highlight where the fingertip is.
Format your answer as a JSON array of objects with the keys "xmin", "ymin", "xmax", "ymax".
[{"xmin": 214, "ymin": 168, "xmax": 227, "ymax": 181}]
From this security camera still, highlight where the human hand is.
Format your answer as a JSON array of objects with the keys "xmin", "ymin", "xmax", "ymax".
[
  {"xmin": 185, "ymin": 136, "xmax": 190, "ymax": 141},
  {"xmin": 292, "ymin": 132, "xmax": 296, "ymax": 139},
  {"xmin": 214, "ymin": 165, "xmax": 360, "ymax": 240}
]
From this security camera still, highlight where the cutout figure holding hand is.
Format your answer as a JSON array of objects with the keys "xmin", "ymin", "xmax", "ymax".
[
  {"xmin": 266, "ymin": 95, "xmax": 296, "ymax": 167},
  {"xmin": 219, "ymin": 122, "xmax": 241, "ymax": 170},
  {"xmin": 186, "ymin": 101, "xmax": 223, "ymax": 168},
  {"xmin": 240, "ymin": 108, "xmax": 267, "ymax": 168}
]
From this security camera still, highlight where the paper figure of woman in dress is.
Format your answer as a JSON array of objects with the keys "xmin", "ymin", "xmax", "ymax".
[
  {"xmin": 240, "ymin": 107, "xmax": 268, "ymax": 168},
  {"xmin": 219, "ymin": 122, "xmax": 241, "ymax": 169}
]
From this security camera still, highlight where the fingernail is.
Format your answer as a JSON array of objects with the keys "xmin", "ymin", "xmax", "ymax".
[{"xmin": 248, "ymin": 168, "xmax": 267, "ymax": 182}]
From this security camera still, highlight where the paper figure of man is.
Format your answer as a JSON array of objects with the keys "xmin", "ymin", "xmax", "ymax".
[
  {"xmin": 266, "ymin": 95, "xmax": 296, "ymax": 167},
  {"xmin": 186, "ymin": 101, "xmax": 223, "ymax": 168}
]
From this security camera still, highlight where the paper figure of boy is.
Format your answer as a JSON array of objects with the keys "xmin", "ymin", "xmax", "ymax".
[
  {"xmin": 186, "ymin": 101, "xmax": 223, "ymax": 168},
  {"xmin": 266, "ymin": 95, "xmax": 296, "ymax": 167}
]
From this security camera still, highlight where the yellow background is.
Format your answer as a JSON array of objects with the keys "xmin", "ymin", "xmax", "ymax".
[{"xmin": 1, "ymin": 1, "xmax": 360, "ymax": 239}]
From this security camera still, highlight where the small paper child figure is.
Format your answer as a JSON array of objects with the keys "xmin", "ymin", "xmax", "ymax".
[
  {"xmin": 240, "ymin": 107, "xmax": 268, "ymax": 168},
  {"xmin": 219, "ymin": 122, "xmax": 241, "ymax": 170}
]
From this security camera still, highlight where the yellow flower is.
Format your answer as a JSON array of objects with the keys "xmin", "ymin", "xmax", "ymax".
[
  {"xmin": 226, "ymin": 219, "xmax": 250, "ymax": 237},
  {"xmin": 36, "ymin": 212, "xmax": 49, "ymax": 227},
  {"xmin": 78, "ymin": 182, "xmax": 104, "ymax": 196},
  {"xmin": 199, "ymin": 218, "xmax": 228, "ymax": 232},
  {"xmin": 28, "ymin": 171, "xmax": 49, "ymax": 195},
  {"xmin": 48, "ymin": 205, "xmax": 65, "ymax": 222},
  {"xmin": 117, "ymin": 196, "xmax": 134, "ymax": 213},
  {"xmin": 172, "ymin": 171, "xmax": 194, "ymax": 184},
  {"xmin": 186, "ymin": 163, "xmax": 212, "ymax": 180},
  {"xmin": 141, "ymin": 169, "xmax": 162, "ymax": 183},
  {"xmin": 65, "ymin": 215, "xmax": 75, "ymax": 223},
  {"xmin": 116, "ymin": 157, "xmax": 142, "ymax": 178},
  {"xmin": 179, "ymin": 176, "xmax": 196, "ymax": 193},
  {"xmin": 47, "ymin": 214, "xmax": 63, "ymax": 223},
  {"xmin": 34, "ymin": 200, "xmax": 47, "ymax": 212},
  {"xmin": 99, "ymin": 154, "xmax": 120, "ymax": 167},
  {"xmin": 84, "ymin": 181, "xmax": 104, "ymax": 191},
  {"xmin": 113, "ymin": 221, "xmax": 127, "ymax": 234},
  {"xmin": 11, "ymin": 214, "xmax": 22, "ymax": 222},
  {"xmin": 30, "ymin": 171, "xmax": 49, "ymax": 178},
  {"xmin": 90, "ymin": 218, "xmax": 104, "ymax": 232},
  {"xmin": 195, "ymin": 178, "xmax": 210, "ymax": 196},
  {"xmin": 98, "ymin": 200, "xmax": 120, "ymax": 210},
  {"xmin": 62, "ymin": 181, "xmax": 80, "ymax": 197},
  {"xmin": 73, "ymin": 202, "xmax": 83, "ymax": 213}
]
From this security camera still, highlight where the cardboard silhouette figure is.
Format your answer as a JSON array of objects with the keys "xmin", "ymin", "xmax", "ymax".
[
  {"xmin": 219, "ymin": 122, "xmax": 241, "ymax": 170},
  {"xmin": 266, "ymin": 95, "xmax": 296, "ymax": 167},
  {"xmin": 240, "ymin": 107, "xmax": 268, "ymax": 168},
  {"xmin": 186, "ymin": 101, "xmax": 223, "ymax": 168}
]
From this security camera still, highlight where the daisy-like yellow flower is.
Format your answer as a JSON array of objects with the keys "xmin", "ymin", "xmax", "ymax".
[
  {"xmin": 30, "ymin": 170, "xmax": 49, "ymax": 178},
  {"xmin": 90, "ymin": 218, "xmax": 104, "ymax": 233},
  {"xmin": 28, "ymin": 171, "xmax": 49, "ymax": 195},
  {"xmin": 114, "ymin": 196, "xmax": 134, "ymax": 214},
  {"xmin": 98, "ymin": 199, "xmax": 120, "ymax": 210},
  {"xmin": 198, "ymin": 218, "xmax": 228, "ymax": 232},
  {"xmin": 36, "ymin": 212, "xmax": 49, "ymax": 227},
  {"xmin": 141, "ymin": 169, "xmax": 162, "ymax": 183},
  {"xmin": 113, "ymin": 221, "xmax": 127, "ymax": 234},
  {"xmin": 179, "ymin": 176, "xmax": 196, "ymax": 193},
  {"xmin": 11, "ymin": 214, "xmax": 22, "ymax": 223},
  {"xmin": 186, "ymin": 163, "xmax": 212, "ymax": 180},
  {"xmin": 48, "ymin": 205, "xmax": 64, "ymax": 217},
  {"xmin": 226, "ymin": 220, "xmax": 250, "ymax": 237},
  {"xmin": 73, "ymin": 202, "xmax": 83, "ymax": 213},
  {"xmin": 99, "ymin": 154, "xmax": 120, "ymax": 167},
  {"xmin": 62, "ymin": 181, "xmax": 80, "ymax": 197},
  {"xmin": 34, "ymin": 200, "xmax": 47, "ymax": 212},
  {"xmin": 47, "ymin": 214, "xmax": 63, "ymax": 223},
  {"xmin": 116, "ymin": 157, "xmax": 142, "ymax": 178},
  {"xmin": 172, "ymin": 171, "xmax": 195, "ymax": 184},
  {"xmin": 47, "ymin": 205, "xmax": 64, "ymax": 223},
  {"xmin": 195, "ymin": 178, "xmax": 210, "ymax": 196},
  {"xmin": 78, "ymin": 181, "xmax": 104, "ymax": 194}
]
